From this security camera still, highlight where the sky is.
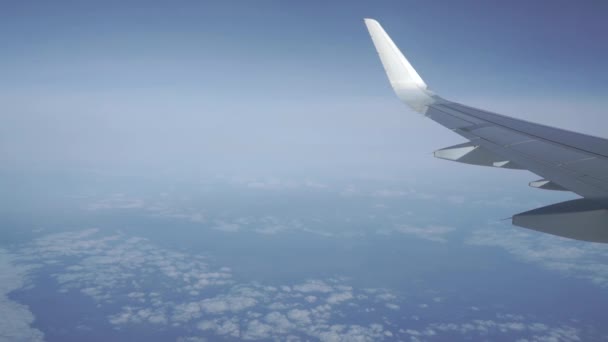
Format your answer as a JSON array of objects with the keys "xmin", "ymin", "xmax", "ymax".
[
  {"xmin": 1, "ymin": 0, "xmax": 608, "ymax": 181},
  {"xmin": 3, "ymin": 3, "xmax": 608, "ymax": 341}
]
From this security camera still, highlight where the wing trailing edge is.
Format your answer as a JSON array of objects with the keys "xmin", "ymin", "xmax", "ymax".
[
  {"xmin": 513, "ymin": 199, "xmax": 608, "ymax": 243},
  {"xmin": 434, "ymin": 142, "xmax": 524, "ymax": 170}
]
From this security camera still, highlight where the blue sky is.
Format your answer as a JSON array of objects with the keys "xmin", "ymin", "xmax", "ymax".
[{"xmin": 1, "ymin": 1, "xmax": 607, "ymax": 181}]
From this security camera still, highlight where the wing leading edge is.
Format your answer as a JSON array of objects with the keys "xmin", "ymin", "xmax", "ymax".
[{"xmin": 364, "ymin": 18, "xmax": 608, "ymax": 242}]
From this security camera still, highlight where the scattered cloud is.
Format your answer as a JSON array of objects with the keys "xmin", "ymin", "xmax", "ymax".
[
  {"xmin": 371, "ymin": 189, "xmax": 408, "ymax": 198},
  {"xmin": 211, "ymin": 221, "xmax": 241, "ymax": 233},
  {"xmin": 85, "ymin": 193, "xmax": 145, "ymax": 210},
  {"xmin": 5, "ymin": 227, "xmax": 603, "ymax": 341},
  {"xmin": 467, "ymin": 224, "xmax": 608, "ymax": 287},
  {"xmin": 379, "ymin": 225, "xmax": 455, "ymax": 243},
  {"xmin": 293, "ymin": 280, "xmax": 333, "ymax": 294},
  {"xmin": 0, "ymin": 249, "xmax": 44, "ymax": 342},
  {"xmin": 83, "ymin": 183, "xmax": 464, "ymax": 241},
  {"xmin": 385, "ymin": 303, "xmax": 400, "ymax": 310},
  {"xmin": 176, "ymin": 337, "xmax": 207, "ymax": 342},
  {"xmin": 234, "ymin": 177, "xmax": 328, "ymax": 191},
  {"xmin": 405, "ymin": 315, "xmax": 583, "ymax": 342},
  {"xmin": 11, "ymin": 229, "xmax": 403, "ymax": 341},
  {"xmin": 326, "ymin": 291, "xmax": 354, "ymax": 304},
  {"xmin": 198, "ymin": 317, "xmax": 240, "ymax": 338},
  {"xmin": 86, "ymin": 194, "xmax": 319, "ymax": 237}
]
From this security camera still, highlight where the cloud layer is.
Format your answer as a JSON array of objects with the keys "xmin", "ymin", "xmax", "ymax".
[
  {"xmin": 14, "ymin": 229, "xmax": 402, "ymax": 341},
  {"xmin": 467, "ymin": 224, "xmax": 608, "ymax": 287},
  {"xmin": 0, "ymin": 249, "xmax": 44, "ymax": 342},
  {"xmin": 4, "ymin": 227, "xmax": 602, "ymax": 341}
]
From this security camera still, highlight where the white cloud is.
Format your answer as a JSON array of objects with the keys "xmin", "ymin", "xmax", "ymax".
[
  {"xmin": 176, "ymin": 337, "xmax": 207, "ymax": 342},
  {"xmin": 201, "ymin": 295, "xmax": 257, "ymax": 314},
  {"xmin": 385, "ymin": 303, "xmax": 400, "ymax": 310},
  {"xmin": 172, "ymin": 302, "xmax": 203, "ymax": 323},
  {"xmin": 305, "ymin": 295, "xmax": 317, "ymax": 303},
  {"xmin": 263, "ymin": 311, "xmax": 294, "ymax": 333},
  {"xmin": 86, "ymin": 194, "xmax": 208, "ymax": 225},
  {"xmin": 86, "ymin": 193, "xmax": 145, "ymax": 210},
  {"xmin": 382, "ymin": 225, "xmax": 455, "ymax": 243},
  {"xmin": 293, "ymin": 280, "xmax": 333, "ymax": 293},
  {"xmin": 228, "ymin": 177, "xmax": 329, "ymax": 191},
  {"xmin": 211, "ymin": 221, "xmax": 241, "ymax": 233},
  {"xmin": 0, "ymin": 249, "xmax": 44, "ymax": 342},
  {"xmin": 415, "ymin": 317, "xmax": 582, "ymax": 342},
  {"xmin": 372, "ymin": 189, "xmax": 408, "ymax": 198},
  {"xmin": 22, "ymin": 225, "xmax": 596, "ymax": 341},
  {"xmin": 198, "ymin": 317, "xmax": 240, "ymax": 338},
  {"xmin": 242, "ymin": 319, "xmax": 274, "ymax": 340},
  {"xmin": 315, "ymin": 323, "xmax": 386, "ymax": 342},
  {"xmin": 327, "ymin": 291, "xmax": 353, "ymax": 304},
  {"xmin": 467, "ymin": 224, "xmax": 608, "ymax": 287},
  {"xmin": 12, "ymin": 229, "xmax": 408, "ymax": 341},
  {"xmin": 287, "ymin": 309, "xmax": 312, "ymax": 325},
  {"xmin": 371, "ymin": 188, "xmax": 436, "ymax": 201}
]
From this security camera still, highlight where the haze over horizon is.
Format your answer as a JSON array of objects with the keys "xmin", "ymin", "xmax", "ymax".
[{"xmin": 2, "ymin": 1, "xmax": 608, "ymax": 180}]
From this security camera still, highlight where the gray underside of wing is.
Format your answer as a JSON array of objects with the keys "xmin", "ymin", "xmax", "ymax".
[{"xmin": 426, "ymin": 99, "xmax": 608, "ymax": 199}]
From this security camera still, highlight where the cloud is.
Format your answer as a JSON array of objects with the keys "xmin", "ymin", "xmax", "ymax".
[
  {"xmin": 85, "ymin": 193, "xmax": 145, "ymax": 210},
  {"xmin": 242, "ymin": 319, "xmax": 274, "ymax": 340},
  {"xmin": 467, "ymin": 224, "xmax": 608, "ymax": 287},
  {"xmin": 200, "ymin": 295, "xmax": 257, "ymax": 314},
  {"xmin": 109, "ymin": 306, "xmax": 168, "ymax": 325},
  {"xmin": 406, "ymin": 315, "xmax": 582, "ymax": 342},
  {"xmin": 83, "ymin": 186, "xmax": 459, "ymax": 240},
  {"xmin": 15, "ymin": 228, "xmax": 234, "ymax": 327},
  {"xmin": 198, "ymin": 317, "xmax": 240, "ymax": 338},
  {"xmin": 86, "ymin": 194, "xmax": 207, "ymax": 224},
  {"xmin": 371, "ymin": 189, "xmax": 436, "ymax": 201},
  {"xmin": 233, "ymin": 177, "xmax": 327, "ymax": 191},
  {"xmin": 315, "ymin": 323, "xmax": 386, "ymax": 342},
  {"xmin": 287, "ymin": 309, "xmax": 312, "ymax": 325},
  {"xmin": 13, "ymin": 228, "xmax": 600, "ymax": 341},
  {"xmin": 196, "ymin": 283, "xmax": 394, "ymax": 341},
  {"xmin": 12, "ymin": 229, "xmax": 404, "ymax": 341},
  {"xmin": 327, "ymin": 291, "xmax": 354, "ymax": 304},
  {"xmin": 381, "ymin": 225, "xmax": 455, "ymax": 243},
  {"xmin": 87, "ymin": 193, "xmax": 324, "ymax": 237},
  {"xmin": 304, "ymin": 296, "xmax": 317, "ymax": 303},
  {"xmin": 0, "ymin": 249, "xmax": 45, "ymax": 342},
  {"xmin": 211, "ymin": 221, "xmax": 241, "ymax": 233},
  {"xmin": 293, "ymin": 280, "xmax": 334, "ymax": 293},
  {"xmin": 371, "ymin": 189, "xmax": 408, "ymax": 198},
  {"xmin": 176, "ymin": 337, "xmax": 207, "ymax": 342}
]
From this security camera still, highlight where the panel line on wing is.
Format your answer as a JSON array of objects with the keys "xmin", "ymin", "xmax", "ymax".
[{"xmin": 439, "ymin": 102, "xmax": 608, "ymax": 160}]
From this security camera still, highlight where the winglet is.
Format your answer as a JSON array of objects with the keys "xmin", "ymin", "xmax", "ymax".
[{"xmin": 364, "ymin": 18, "xmax": 436, "ymax": 113}]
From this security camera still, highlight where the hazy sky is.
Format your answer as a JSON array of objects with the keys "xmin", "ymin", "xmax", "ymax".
[{"xmin": 2, "ymin": 1, "xmax": 607, "ymax": 180}]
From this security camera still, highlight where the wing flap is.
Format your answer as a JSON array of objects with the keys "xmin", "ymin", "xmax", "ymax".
[
  {"xmin": 434, "ymin": 142, "xmax": 524, "ymax": 169},
  {"xmin": 513, "ymin": 199, "xmax": 608, "ymax": 243}
]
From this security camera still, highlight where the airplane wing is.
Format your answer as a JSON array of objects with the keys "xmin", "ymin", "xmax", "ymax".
[{"xmin": 364, "ymin": 18, "xmax": 608, "ymax": 243}]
